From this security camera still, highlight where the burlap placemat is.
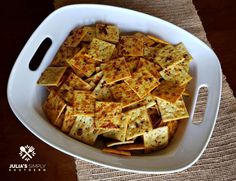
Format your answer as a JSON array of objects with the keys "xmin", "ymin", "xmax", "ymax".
[{"xmin": 54, "ymin": 0, "xmax": 236, "ymax": 180}]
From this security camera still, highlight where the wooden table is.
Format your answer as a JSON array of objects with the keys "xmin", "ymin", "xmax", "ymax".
[{"xmin": 1, "ymin": 0, "xmax": 235, "ymax": 180}]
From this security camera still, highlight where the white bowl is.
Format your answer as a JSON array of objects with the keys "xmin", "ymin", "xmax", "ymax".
[{"xmin": 7, "ymin": 4, "xmax": 222, "ymax": 173}]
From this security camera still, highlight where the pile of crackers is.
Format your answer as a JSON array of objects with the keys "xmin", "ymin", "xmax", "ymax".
[{"xmin": 37, "ymin": 23, "xmax": 192, "ymax": 156}]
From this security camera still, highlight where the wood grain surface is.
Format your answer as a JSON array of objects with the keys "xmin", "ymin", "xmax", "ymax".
[{"xmin": 0, "ymin": 0, "xmax": 235, "ymax": 180}]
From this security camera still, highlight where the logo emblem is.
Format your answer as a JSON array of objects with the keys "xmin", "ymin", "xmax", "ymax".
[{"xmin": 19, "ymin": 145, "xmax": 36, "ymax": 162}]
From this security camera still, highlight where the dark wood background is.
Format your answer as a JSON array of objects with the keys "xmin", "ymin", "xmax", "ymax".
[{"xmin": 1, "ymin": 0, "xmax": 235, "ymax": 180}]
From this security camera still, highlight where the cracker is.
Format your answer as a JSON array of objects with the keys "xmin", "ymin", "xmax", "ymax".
[
  {"xmin": 125, "ymin": 106, "xmax": 153, "ymax": 140},
  {"xmin": 144, "ymin": 126, "xmax": 169, "ymax": 153},
  {"xmin": 106, "ymin": 140, "xmax": 134, "ymax": 147},
  {"xmin": 143, "ymin": 47, "xmax": 158, "ymax": 59},
  {"xmin": 124, "ymin": 66, "xmax": 159, "ymax": 98},
  {"xmin": 95, "ymin": 101, "xmax": 122, "ymax": 130},
  {"xmin": 156, "ymin": 97, "xmax": 189, "ymax": 122},
  {"xmin": 134, "ymin": 32, "xmax": 155, "ymax": 47},
  {"xmin": 126, "ymin": 58, "xmax": 139, "ymax": 74},
  {"xmin": 111, "ymin": 46, "xmax": 119, "ymax": 59},
  {"xmin": 88, "ymin": 38, "xmax": 115, "ymax": 61},
  {"xmin": 110, "ymin": 82, "xmax": 141, "ymax": 108},
  {"xmin": 118, "ymin": 36, "xmax": 144, "ymax": 56},
  {"xmin": 69, "ymin": 115, "xmax": 98, "ymax": 145},
  {"xmin": 101, "ymin": 57, "xmax": 131, "ymax": 84},
  {"xmin": 61, "ymin": 106, "xmax": 77, "ymax": 133},
  {"xmin": 63, "ymin": 27, "xmax": 87, "ymax": 47},
  {"xmin": 154, "ymin": 44, "xmax": 185, "ymax": 69},
  {"xmin": 166, "ymin": 120, "xmax": 178, "ymax": 140},
  {"xmin": 67, "ymin": 53, "xmax": 96, "ymax": 77},
  {"xmin": 68, "ymin": 90, "xmax": 95, "ymax": 116},
  {"xmin": 82, "ymin": 26, "xmax": 96, "ymax": 42},
  {"xmin": 147, "ymin": 35, "xmax": 169, "ymax": 45},
  {"xmin": 103, "ymin": 113, "xmax": 129, "ymax": 142},
  {"xmin": 159, "ymin": 62, "xmax": 192, "ymax": 86},
  {"xmin": 92, "ymin": 78, "xmax": 114, "ymax": 101},
  {"xmin": 117, "ymin": 143, "xmax": 145, "ymax": 151},
  {"xmin": 102, "ymin": 148, "xmax": 131, "ymax": 156},
  {"xmin": 37, "ymin": 67, "xmax": 67, "ymax": 86},
  {"xmin": 151, "ymin": 80, "xmax": 185, "ymax": 103},
  {"xmin": 58, "ymin": 72, "xmax": 91, "ymax": 101},
  {"xmin": 96, "ymin": 24, "xmax": 119, "ymax": 43},
  {"xmin": 85, "ymin": 71, "xmax": 103, "ymax": 85},
  {"xmin": 138, "ymin": 58, "xmax": 161, "ymax": 78},
  {"xmin": 176, "ymin": 42, "xmax": 192, "ymax": 62},
  {"xmin": 42, "ymin": 90, "xmax": 66, "ymax": 126},
  {"xmin": 51, "ymin": 46, "xmax": 80, "ymax": 66}
]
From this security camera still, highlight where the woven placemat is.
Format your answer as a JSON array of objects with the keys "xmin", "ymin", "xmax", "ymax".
[{"xmin": 54, "ymin": 0, "xmax": 236, "ymax": 180}]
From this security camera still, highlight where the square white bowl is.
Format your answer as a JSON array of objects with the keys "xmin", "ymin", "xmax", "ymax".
[{"xmin": 7, "ymin": 4, "xmax": 222, "ymax": 173}]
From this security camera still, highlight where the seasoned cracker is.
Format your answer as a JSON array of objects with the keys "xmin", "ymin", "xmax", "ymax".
[
  {"xmin": 63, "ymin": 27, "xmax": 87, "ymax": 47},
  {"xmin": 147, "ymin": 35, "xmax": 169, "ymax": 45},
  {"xmin": 61, "ymin": 106, "xmax": 77, "ymax": 133},
  {"xmin": 117, "ymin": 143, "xmax": 145, "ymax": 151},
  {"xmin": 156, "ymin": 97, "xmax": 189, "ymax": 122},
  {"xmin": 154, "ymin": 44, "xmax": 185, "ymax": 69},
  {"xmin": 102, "ymin": 148, "xmax": 131, "ymax": 156},
  {"xmin": 92, "ymin": 78, "xmax": 114, "ymax": 101},
  {"xmin": 144, "ymin": 126, "xmax": 169, "ymax": 153},
  {"xmin": 103, "ymin": 113, "xmax": 129, "ymax": 142},
  {"xmin": 101, "ymin": 57, "xmax": 131, "ymax": 84},
  {"xmin": 82, "ymin": 26, "xmax": 96, "ymax": 42},
  {"xmin": 159, "ymin": 62, "xmax": 192, "ymax": 86},
  {"xmin": 166, "ymin": 120, "xmax": 178, "ymax": 140},
  {"xmin": 138, "ymin": 58, "xmax": 161, "ymax": 78},
  {"xmin": 67, "ymin": 53, "xmax": 96, "ymax": 77},
  {"xmin": 124, "ymin": 66, "xmax": 159, "ymax": 98},
  {"xmin": 118, "ymin": 36, "xmax": 144, "ymax": 56},
  {"xmin": 95, "ymin": 101, "xmax": 122, "ymax": 130},
  {"xmin": 106, "ymin": 140, "xmax": 134, "ymax": 147},
  {"xmin": 88, "ymin": 38, "xmax": 115, "ymax": 61},
  {"xmin": 151, "ymin": 80, "xmax": 185, "ymax": 103},
  {"xmin": 96, "ymin": 24, "xmax": 119, "ymax": 43},
  {"xmin": 176, "ymin": 42, "xmax": 192, "ymax": 62},
  {"xmin": 37, "ymin": 67, "xmax": 67, "ymax": 86},
  {"xmin": 51, "ymin": 46, "xmax": 80, "ymax": 66},
  {"xmin": 69, "ymin": 115, "xmax": 99, "ymax": 145},
  {"xmin": 134, "ymin": 32, "xmax": 155, "ymax": 47},
  {"xmin": 125, "ymin": 106, "xmax": 153, "ymax": 140},
  {"xmin": 110, "ymin": 82, "xmax": 141, "ymax": 108},
  {"xmin": 42, "ymin": 90, "xmax": 66, "ymax": 126}
]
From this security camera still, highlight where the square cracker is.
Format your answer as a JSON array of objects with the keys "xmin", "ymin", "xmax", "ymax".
[
  {"xmin": 110, "ymin": 82, "xmax": 141, "ymax": 108},
  {"xmin": 118, "ymin": 36, "xmax": 144, "ymax": 56},
  {"xmin": 159, "ymin": 61, "xmax": 192, "ymax": 86},
  {"xmin": 61, "ymin": 106, "xmax": 77, "ymax": 133},
  {"xmin": 154, "ymin": 44, "xmax": 184, "ymax": 69},
  {"xmin": 144, "ymin": 126, "xmax": 169, "ymax": 153},
  {"xmin": 103, "ymin": 113, "xmax": 129, "ymax": 142},
  {"xmin": 124, "ymin": 66, "xmax": 159, "ymax": 98},
  {"xmin": 156, "ymin": 97, "xmax": 189, "ymax": 122},
  {"xmin": 138, "ymin": 58, "xmax": 161, "ymax": 79},
  {"xmin": 175, "ymin": 42, "xmax": 192, "ymax": 62},
  {"xmin": 58, "ymin": 71, "xmax": 91, "ymax": 94},
  {"xmin": 92, "ymin": 78, "xmax": 114, "ymax": 101},
  {"xmin": 43, "ymin": 90, "xmax": 66, "ymax": 126},
  {"xmin": 95, "ymin": 101, "xmax": 122, "ymax": 130},
  {"xmin": 69, "ymin": 115, "xmax": 99, "ymax": 145},
  {"xmin": 125, "ymin": 106, "xmax": 153, "ymax": 140},
  {"xmin": 88, "ymin": 38, "xmax": 115, "ymax": 62},
  {"xmin": 37, "ymin": 67, "xmax": 67, "ymax": 86},
  {"xmin": 51, "ymin": 46, "xmax": 80, "ymax": 66},
  {"xmin": 96, "ymin": 24, "xmax": 119, "ymax": 43},
  {"xmin": 151, "ymin": 80, "xmax": 185, "ymax": 103},
  {"xmin": 82, "ymin": 26, "xmax": 96, "ymax": 42},
  {"xmin": 63, "ymin": 27, "xmax": 87, "ymax": 47},
  {"xmin": 67, "ymin": 53, "xmax": 96, "ymax": 77},
  {"xmin": 101, "ymin": 57, "xmax": 131, "ymax": 84},
  {"xmin": 134, "ymin": 32, "xmax": 155, "ymax": 47}
]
